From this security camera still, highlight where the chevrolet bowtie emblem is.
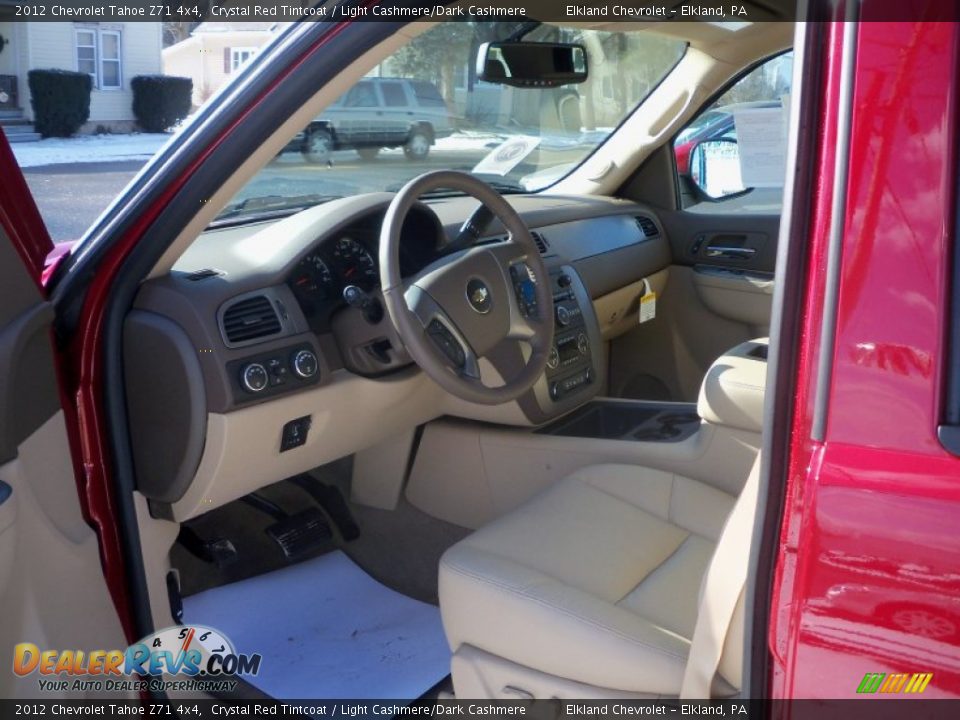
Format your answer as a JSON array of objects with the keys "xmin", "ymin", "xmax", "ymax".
[{"xmin": 466, "ymin": 279, "xmax": 492, "ymax": 314}]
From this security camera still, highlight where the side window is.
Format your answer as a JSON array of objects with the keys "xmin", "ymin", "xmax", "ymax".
[
  {"xmin": 675, "ymin": 52, "xmax": 793, "ymax": 205},
  {"xmin": 344, "ymin": 82, "xmax": 378, "ymax": 108},
  {"xmin": 410, "ymin": 81, "xmax": 446, "ymax": 109},
  {"xmin": 381, "ymin": 82, "xmax": 407, "ymax": 108}
]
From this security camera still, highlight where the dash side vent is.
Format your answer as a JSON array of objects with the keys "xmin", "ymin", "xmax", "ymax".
[
  {"xmin": 531, "ymin": 231, "xmax": 550, "ymax": 254},
  {"xmin": 635, "ymin": 216, "xmax": 660, "ymax": 238},
  {"xmin": 221, "ymin": 295, "xmax": 282, "ymax": 345}
]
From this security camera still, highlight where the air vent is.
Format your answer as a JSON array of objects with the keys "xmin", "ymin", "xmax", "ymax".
[
  {"xmin": 221, "ymin": 296, "xmax": 282, "ymax": 345},
  {"xmin": 531, "ymin": 231, "xmax": 550, "ymax": 254},
  {"xmin": 635, "ymin": 216, "xmax": 660, "ymax": 238},
  {"xmin": 184, "ymin": 268, "xmax": 222, "ymax": 281}
]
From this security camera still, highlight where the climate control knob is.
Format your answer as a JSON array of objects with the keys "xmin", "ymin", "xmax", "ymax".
[
  {"xmin": 241, "ymin": 363, "xmax": 269, "ymax": 393},
  {"xmin": 292, "ymin": 349, "xmax": 319, "ymax": 379}
]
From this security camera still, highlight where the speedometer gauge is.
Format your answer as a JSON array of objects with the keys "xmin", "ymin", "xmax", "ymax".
[
  {"xmin": 290, "ymin": 254, "xmax": 334, "ymax": 302},
  {"xmin": 331, "ymin": 237, "xmax": 377, "ymax": 289}
]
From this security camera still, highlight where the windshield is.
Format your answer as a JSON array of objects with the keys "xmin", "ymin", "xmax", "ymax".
[{"xmin": 217, "ymin": 23, "xmax": 685, "ymax": 223}]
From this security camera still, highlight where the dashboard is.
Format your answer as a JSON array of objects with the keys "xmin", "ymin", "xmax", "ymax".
[{"xmin": 126, "ymin": 191, "xmax": 670, "ymax": 519}]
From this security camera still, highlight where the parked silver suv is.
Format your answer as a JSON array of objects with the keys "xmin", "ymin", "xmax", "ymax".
[{"xmin": 289, "ymin": 78, "xmax": 455, "ymax": 163}]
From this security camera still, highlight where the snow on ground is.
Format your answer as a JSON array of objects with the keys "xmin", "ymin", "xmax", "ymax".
[{"xmin": 12, "ymin": 133, "xmax": 172, "ymax": 168}]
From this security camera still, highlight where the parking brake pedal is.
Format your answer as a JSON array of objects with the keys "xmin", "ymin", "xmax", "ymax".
[
  {"xmin": 241, "ymin": 493, "xmax": 333, "ymax": 561},
  {"xmin": 290, "ymin": 474, "xmax": 361, "ymax": 541},
  {"xmin": 177, "ymin": 526, "xmax": 238, "ymax": 568}
]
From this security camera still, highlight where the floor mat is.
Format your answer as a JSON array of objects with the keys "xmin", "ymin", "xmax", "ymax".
[{"xmin": 182, "ymin": 551, "xmax": 451, "ymax": 700}]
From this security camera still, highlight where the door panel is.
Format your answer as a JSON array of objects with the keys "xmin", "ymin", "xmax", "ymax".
[
  {"xmin": 0, "ymin": 165, "xmax": 126, "ymax": 698},
  {"xmin": 0, "ymin": 239, "xmax": 60, "ymax": 465},
  {"xmin": 0, "ymin": 413, "xmax": 129, "ymax": 699},
  {"xmin": 660, "ymin": 207, "xmax": 780, "ymax": 274}
]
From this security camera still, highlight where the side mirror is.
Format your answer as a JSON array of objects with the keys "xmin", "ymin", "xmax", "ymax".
[
  {"xmin": 477, "ymin": 42, "xmax": 588, "ymax": 88},
  {"xmin": 688, "ymin": 138, "xmax": 746, "ymax": 199}
]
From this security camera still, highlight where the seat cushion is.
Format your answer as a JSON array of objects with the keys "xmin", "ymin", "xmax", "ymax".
[{"xmin": 439, "ymin": 464, "xmax": 735, "ymax": 695}]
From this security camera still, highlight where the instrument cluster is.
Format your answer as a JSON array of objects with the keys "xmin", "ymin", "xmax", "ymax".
[
  {"xmin": 287, "ymin": 206, "xmax": 444, "ymax": 330},
  {"xmin": 289, "ymin": 236, "xmax": 378, "ymax": 312}
]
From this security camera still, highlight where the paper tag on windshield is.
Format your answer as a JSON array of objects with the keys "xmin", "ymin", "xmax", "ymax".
[
  {"xmin": 472, "ymin": 136, "xmax": 541, "ymax": 176},
  {"xmin": 639, "ymin": 279, "xmax": 656, "ymax": 324}
]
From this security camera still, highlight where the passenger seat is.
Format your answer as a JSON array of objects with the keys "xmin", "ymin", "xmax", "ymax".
[{"xmin": 438, "ymin": 339, "xmax": 767, "ymax": 698}]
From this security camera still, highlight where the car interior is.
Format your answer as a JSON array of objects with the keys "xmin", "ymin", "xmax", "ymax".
[{"xmin": 117, "ymin": 15, "xmax": 793, "ymax": 701}]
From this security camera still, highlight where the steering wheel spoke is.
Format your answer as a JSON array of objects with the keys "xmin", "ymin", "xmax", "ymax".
[{"xmin": 404, "ymin": 284, "xmax": 481, "ymax": 380}]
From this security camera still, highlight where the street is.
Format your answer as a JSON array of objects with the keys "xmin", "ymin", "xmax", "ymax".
[{"xmin": 22, "ymin": 144, "xmax": 499, "ymax": 243}]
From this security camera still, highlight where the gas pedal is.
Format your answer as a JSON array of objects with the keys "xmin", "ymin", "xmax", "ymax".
[{"xmin": 265, "ymin": 506, "xmax": 333, "ymax": 560}]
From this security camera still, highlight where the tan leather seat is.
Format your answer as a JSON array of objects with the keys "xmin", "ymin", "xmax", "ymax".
[
  {"xmin": 439, "ymin": 464, "xmax": 741, "ymax": 697},
  {"xmin": 439, "ymin": 339, "xmax": 766, "ymax": 698}
]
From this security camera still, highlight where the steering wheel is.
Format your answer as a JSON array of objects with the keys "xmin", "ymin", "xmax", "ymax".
[{"xmin": 379, "ymin": 171, "xmax": 554, "ymax": 405}]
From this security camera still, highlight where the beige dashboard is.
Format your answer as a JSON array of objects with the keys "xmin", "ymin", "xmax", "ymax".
[{"xmin": 124, "ymin": 192, "xmax": 670, "ymax": 520}]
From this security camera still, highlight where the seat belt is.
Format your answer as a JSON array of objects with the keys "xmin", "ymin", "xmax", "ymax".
[{"xmin": 679, "ymin": 454, "xmax": 762, "ymax": 699}]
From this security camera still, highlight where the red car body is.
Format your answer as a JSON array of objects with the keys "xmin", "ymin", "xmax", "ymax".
[
  {"xmin": 0, "ymin": 10, "xmax": 958, "ymax": 700},
  {"xmin": 770, "ymin": 17, "xmax": 960, "ymax": 698}
]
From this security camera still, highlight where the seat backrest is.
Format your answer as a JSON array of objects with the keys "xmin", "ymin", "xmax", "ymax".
[{"xmin": 680, "ymin": 453, "xmax": 762, "ymax": 698}]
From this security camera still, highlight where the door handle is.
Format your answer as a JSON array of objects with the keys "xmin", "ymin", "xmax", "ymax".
[{"xmin": 705, "ymin": 246, "xmax": 756, "ymax": 260}]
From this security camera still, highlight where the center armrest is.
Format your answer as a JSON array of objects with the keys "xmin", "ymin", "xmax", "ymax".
[{"xmin": 697, "ymin": 338, "xmax": 768, "ymax": 434}]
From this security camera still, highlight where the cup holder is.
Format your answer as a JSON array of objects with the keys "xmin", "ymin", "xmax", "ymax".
[{"xmin": 538, "ymin": 401, "xmax": 701, "ymax": 443}]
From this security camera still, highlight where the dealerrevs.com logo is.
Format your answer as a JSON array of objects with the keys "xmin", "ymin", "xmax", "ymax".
[{"xmin": 12, "ymin": 625, "xmax": 261, "ymax": 693}]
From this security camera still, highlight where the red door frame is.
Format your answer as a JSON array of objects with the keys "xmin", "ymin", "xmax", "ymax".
[
  {"xmin": 0, "ymin": 130, "xmax": 53, "ymax": 286},
  {"xmin": 770, "ymin": 16, "xmax": 960, "ymax": 698}
]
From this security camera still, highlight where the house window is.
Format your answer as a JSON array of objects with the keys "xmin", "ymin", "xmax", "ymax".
[
  {"xmin": 75, "ymin": 28, "xmax": 123, "ymax": 90},
  {"xmin": 230, "ymin": 47, "xmax": 257, "ymax": 72},
  {"xmin": 100, "ymin": 30, "xmax": 122, "ymax": 89},
  {"xmin": 76, "ymin": 29, "xmax": 97, "ymax": 82}
]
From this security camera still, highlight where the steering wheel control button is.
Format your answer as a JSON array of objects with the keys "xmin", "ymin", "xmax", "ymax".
[
  {"xmin": 466, "ymin": 278, "xmax": 493, "ymax": 314},
  {"xmin": 241, "ymin": 363, "xmax": 269, "ymax": 393},
  {"xmin": 428, "ymin": 319, "xmax": 466, "ymax": 368},
  {"xmin": 509, "ymin": 264, "xmax": 539, "ymax": 318},
  {"xmin": 292, "ymin": 349, "xmax": 319, "ymax": 379},
  {"xmin": 280, "ymin": 415, "xmax": 312, "ymax": 452}
]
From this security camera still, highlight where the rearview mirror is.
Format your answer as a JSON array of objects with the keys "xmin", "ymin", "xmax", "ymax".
[
  {"xmin": 688, "ymin": 139, "xmax": 746, "ymax": 199},
  {"xmin": 477, "ymin": 42, "xmax": 588, "ymax": 88}
]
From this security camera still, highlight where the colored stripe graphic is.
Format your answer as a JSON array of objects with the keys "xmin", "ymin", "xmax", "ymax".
[
  {"xmin": 857, "ymin": 672, "xmax": 932, "ymax": 694},
  {"xmin": 904, "ymin": 673, "xmax": 933, "ymax": 694},
  {"xmin": 857, "ymin": 673, "xmax": 885, "ymax": 693}
]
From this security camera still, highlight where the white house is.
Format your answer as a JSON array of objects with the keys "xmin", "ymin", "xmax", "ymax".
[
  {"xmin": 162, "ymin": 22, "xmax": 284, "ymax": 108},
  {"xmin": 0, "ymin": 9, "xmax": 163, "ymax": 135}
]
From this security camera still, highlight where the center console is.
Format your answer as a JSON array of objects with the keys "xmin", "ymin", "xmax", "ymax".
[
  {"xmin": 545, "ymin": 269, "xmax": 595, "ymax": 402},
  {"xmin": 517, "ymin": 265, "xmax": 604, "ymax": 424}
]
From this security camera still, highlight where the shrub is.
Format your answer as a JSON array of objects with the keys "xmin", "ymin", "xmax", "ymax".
[
  {"xmin": 131, "ymin": 75, "xmax": 193, "ymax": 133},
  {"xmin": 27, "ymin": 69, "xmax": 92, "ymax": 138}
]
